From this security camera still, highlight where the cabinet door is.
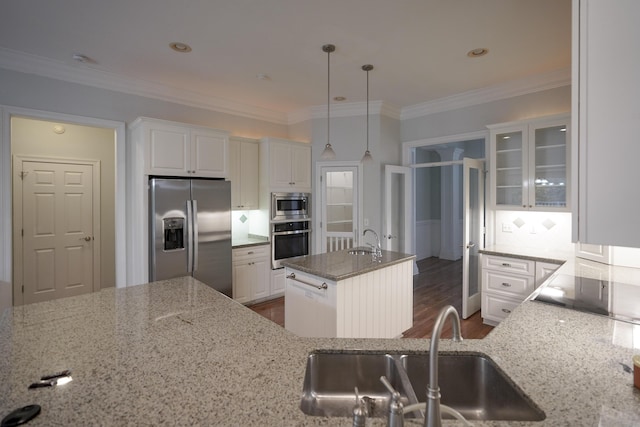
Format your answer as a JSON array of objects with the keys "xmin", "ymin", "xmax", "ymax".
[
  {"xmin": 574, "ymin": 0, "xmax": 640, "ymax": 247},
  {"xmin": 147, "ymin": 124, "xmax": 190, "ymax": 176},
  {"xmin": 191, "ymin": 130, "xmax": 228, "ymax": 178},
  {"xmin": 232, "ymin": 261, "xmax": 252, "ymax": 303},
  {"xmin": 252, "ymin": 258, "xmax": 270, "ymax": 300},
  {"xmin": 239, "ymin": 141, "xmax": 259, "ymax": 209},
  {"xmin": 528, "ymin": 119, "xmax": 569, "ymax": 210},
  {"xmin": 229, "ymin": 141, "xmax": 242, "ymax": 209},
  {"xmin": 269, "ymin": 141, "xmax": 293, "ymax": 188},
  {"xmin": 491, "ymin": 127, "xmax": 526, "ymax": 209},
  {"xmin": 290, "ymin": 144, "xmax": 312, "ymax": 189},
  {"xmin": 271, "ymin": 268, "xmax": 285, "ymax": 295},
  {"xmin": 535, "ymin": 262, "xmax": 559, "ymax": 287}
]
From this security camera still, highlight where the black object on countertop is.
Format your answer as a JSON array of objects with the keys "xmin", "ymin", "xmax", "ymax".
[{"xmin": 1, "ymin": 405, "xmax": 41, "ymax": 427}]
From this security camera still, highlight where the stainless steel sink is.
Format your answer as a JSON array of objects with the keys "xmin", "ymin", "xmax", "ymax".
[
  {"xmin": 300, "ymin": 350, "xmax": 545, "ymax": 421},
  {"xmin": 347, "ymin": 247, "xmax": 372, "ymax": 255}
]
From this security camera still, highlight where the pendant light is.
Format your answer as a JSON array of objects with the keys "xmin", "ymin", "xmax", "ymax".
[
  {"xmin": 321, "ymin": 44, "xmax": 337, "ymax": 160},
  {"xmin": 361, "ymin": 64, "xmax": 373, "ymax": 163}
]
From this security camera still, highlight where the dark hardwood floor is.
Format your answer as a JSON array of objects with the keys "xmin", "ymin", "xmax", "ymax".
[{"xmin": 248, "ymin": 257, "xmax": 494, "ymax": 339}]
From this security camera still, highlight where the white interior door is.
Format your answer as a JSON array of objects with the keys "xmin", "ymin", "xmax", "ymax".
[
  {"xmin": 317, "ymin": 164, "xmax": 360, "ymax": 253},
  {"xmin": 384, "ymin": 165, "xmax": 413, "ymax": 254},
  {"xmin": 17, "ymin": 160, "xmax": 97, "ymax": 304},
  {"xmin": 462, "ymin": 158, "xmax": 484, "ymax": 319}
]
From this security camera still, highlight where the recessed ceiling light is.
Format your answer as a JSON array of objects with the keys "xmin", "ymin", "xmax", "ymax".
[
  {"xmin": 333, "ymin": 96, "xmax": 346, "ymax": 102},
  {"xmin": 467, "ymin": 48, "xmax": 489, "ymax": 58},
  {"xmin": 169, "ymin": 42, "xmax": 192, "ymax": 53},
  {"xmin": 52, "ymin": 125, "xmax": 66, "ymax": 134},
  {"xmin": 72, "ymin": 53, "xmax": 95, "ymax": 64}
]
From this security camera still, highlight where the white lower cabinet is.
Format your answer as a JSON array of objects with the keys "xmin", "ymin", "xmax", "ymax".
[
  {"xmin": 481, "ymin": 254, "xmax": 559, "ymax": 325},
  {"xmin": 232, "ymin": 245, "xmax": 269, "ymax": 304},
  {"xmin": 270, "ymin": 268, "xmax": 286, "ymax": 296}
]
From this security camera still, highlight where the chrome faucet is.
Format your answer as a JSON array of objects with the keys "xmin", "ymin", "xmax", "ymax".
[
  {"xmin": 425, "ymin": 306, "xmax": 463, "ymax": 427},
  {"xmin": 363, "ymin": 228, "xmax": 382, "ymax": 258}
]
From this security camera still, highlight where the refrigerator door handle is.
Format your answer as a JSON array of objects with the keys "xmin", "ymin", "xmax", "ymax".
[
  {"xmin": 192, "ymin": 199, "xmax": 199, "ymax": 272},
  {"xmin": 186, "ymin": 200, "xmax": 194, "ymax": 274}
]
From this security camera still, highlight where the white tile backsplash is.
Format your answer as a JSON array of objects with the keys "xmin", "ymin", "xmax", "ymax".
[{"xmin": 493, "ymin": 211, "xmax": 574, "ymax": 252}]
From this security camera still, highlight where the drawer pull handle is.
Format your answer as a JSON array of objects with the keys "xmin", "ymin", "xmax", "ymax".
[
  {"xmin": 501, "ymin": 308, "xmax": 512, "ymax": 314},
  {"xmin": 501, "ymin": 282, "xmax": 512, "ymax": 287},
  {"xmin": 247, "ymin": 251, "xmax": 254, "ymax": 254},
  {"xmin": 286, "ymin": 273, "xmax": 328, "ymax": 290},
  {"xmin": 501, "ymin": 263, "xmax": 511, "ymax": 267}
]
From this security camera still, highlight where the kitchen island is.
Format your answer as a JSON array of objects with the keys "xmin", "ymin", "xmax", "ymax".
[
  {"xmin": 1, "ymin": 267, "xmax": 640, "ymax": 426},
  {"xmin": 282, "ymin": 248, "xmax": 415, "ymax": 338}
]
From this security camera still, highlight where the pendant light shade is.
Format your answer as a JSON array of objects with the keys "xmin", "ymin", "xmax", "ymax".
[
  {"xmin": 361, "ymin": 64, "xmax": 374, "ymax": 163},
  {"xmin": 321, "ymin": 44, "xmax": 337, "ymax": 160}
]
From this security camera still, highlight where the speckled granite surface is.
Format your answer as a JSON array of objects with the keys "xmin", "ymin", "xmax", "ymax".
[
  {"xmin": 479, "ymin": 244, "xmax": 573, "ymax": 265},
  {"xmin": 281, "ymin": 248, "xmax": 415, "ymax": 281},
  {"xmin": 1, "ymin": 273, "xmax": 640, "ymax": 426},
  {"xmin": 232, "ymin": 235, "xmax": 269, "ymax": 248}
]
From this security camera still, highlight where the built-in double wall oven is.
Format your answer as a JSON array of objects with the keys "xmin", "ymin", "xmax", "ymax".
[{"xmin": 270, "ymin": 192, "xmax": 311, "ymax": 269}]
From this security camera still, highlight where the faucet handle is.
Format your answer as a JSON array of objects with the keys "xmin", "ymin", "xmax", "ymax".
[
  {"xmin": 352, "ymin": 387, "xmax": 374, "ymax": 427},
  {"xmin": 380, "ymin": 376, "xmax": 404, "ymax": 427}
]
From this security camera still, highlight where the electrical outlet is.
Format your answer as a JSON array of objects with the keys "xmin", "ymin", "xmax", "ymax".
[{"xmin": 502, "ymin": 223, "xmax": 513, "ymax": 233}]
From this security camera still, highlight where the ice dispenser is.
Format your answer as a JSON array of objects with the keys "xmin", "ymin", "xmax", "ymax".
[{"xmin": 163, "ymin": 217, "xmax": 185, "ymax": 251}]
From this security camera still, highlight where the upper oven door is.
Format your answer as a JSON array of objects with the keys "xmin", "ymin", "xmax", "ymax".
[{"xmin": 271, "ymin": 192, "xmax": 310, "ymax": 220}]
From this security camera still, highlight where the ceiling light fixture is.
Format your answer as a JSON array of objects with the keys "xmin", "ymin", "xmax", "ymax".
[
  {"xmin": 321, "ymin": 44, "xmax": 337, "ymax": 160},
  {"xmin": 361, "ymin": 64, "xmax": 374, "ymax": 163},
  {"xmin": 467, "ymin": 48, "xmax": 489, "ymax": 58},
  {"xmin": 169, "ymin": 42, "xmax": 192, "ymax": 53},
  {"xmin": 72, "ymin": 53, "xmax": 94, "ymax": 64}
]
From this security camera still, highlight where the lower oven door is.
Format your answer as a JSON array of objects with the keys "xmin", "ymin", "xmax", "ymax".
[{"xmin": 271, "ymin": 230, "xmax": 310, "ymax": 269}]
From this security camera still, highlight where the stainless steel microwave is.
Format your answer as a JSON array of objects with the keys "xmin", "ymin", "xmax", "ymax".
[{"xmin": 271, "ymin": 192, "xmax": 310, "ymax": 221}]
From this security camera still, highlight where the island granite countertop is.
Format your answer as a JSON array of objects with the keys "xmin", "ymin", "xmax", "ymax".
[
  {"xmin": 281, "ymin": 248, "xmax": 415, "ymax": 281},
  {"xmin": 1, "ymin": 270, "xmax": 640, "ymax": 426}
]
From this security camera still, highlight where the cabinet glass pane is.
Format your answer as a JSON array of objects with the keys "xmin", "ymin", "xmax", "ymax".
[
  {"xmin": 326, "ymin": 171, "xmax": 354, "ymax": 232},
  {"xmin": 495, "ymin": 131, "xmax": 523, "ymax": 206},
  {"xmin": 534, "ymin": 125, "xmax": 567, "ymax": 207}
]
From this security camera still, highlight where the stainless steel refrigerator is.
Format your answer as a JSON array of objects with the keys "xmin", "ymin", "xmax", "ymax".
[{"xmin": 149, "ymin": 177, "xmax": 232, "ymax": 296}]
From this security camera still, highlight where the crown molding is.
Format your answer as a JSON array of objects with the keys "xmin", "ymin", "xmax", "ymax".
[
  {"xmin": 400, "ymin": 68, "xmax": 571, "ymax": 121},
  {"xmin": 289, "ymin": 100, "xmax": 401, "ymax": 124},
  {"xmin": 0, "ymin": 47, "xmax": 288, "ymax": 125}
]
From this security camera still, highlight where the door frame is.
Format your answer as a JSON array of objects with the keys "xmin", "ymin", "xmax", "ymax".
[
  {"xmin": 314, "ymin": 161, "xmax": 363, "ymax": 254},
  {"xmin": 462, "ymin": 158, "xmax": 485, "ymax": 319},
  {"xmin": 12, "ymin": 156, "xmax": 102, "ymax": 305},
  {"xmin": 0, "ymin": 105, "xmax": 127, "ymax": 296}
]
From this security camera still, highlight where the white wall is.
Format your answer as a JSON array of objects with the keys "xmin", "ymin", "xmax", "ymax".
[
  {"xmin": 12, "ymin": 117, "xmax": 117, "ymax": 288},
  {"xmin": 402, "ymin": 86, "xmax": 571, "ymax": 142}
]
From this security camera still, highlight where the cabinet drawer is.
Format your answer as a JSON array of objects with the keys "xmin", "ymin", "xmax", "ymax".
[
  {"xmin": 483, "ymin": 270, "xmax": 535, "ymax": 299},
  {"xmin": 482, "ymin": 294, "xmax": 520, "ymax": 322},
  {"xmin": 482, "ymin": 255, "xmax": 535, "ymax": 276},
  {"xmin": 233, "ymin": 245, "xmax": 269, "ymax": 262}
]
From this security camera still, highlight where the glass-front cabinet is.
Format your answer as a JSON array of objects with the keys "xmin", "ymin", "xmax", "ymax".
[{"xmin": 488, "ymin": 114, "xmax": 570, "ymax": 211}]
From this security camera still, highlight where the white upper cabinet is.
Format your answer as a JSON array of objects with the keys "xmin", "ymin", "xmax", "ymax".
[
  {"xmin": 488, "ymin": 114, "xmax": 570, "ymax": 211},
  {"xmin": 131, "ymin": 117, "xmax": 229, "ymax": 178},
  {"xmin": 572, "ymin": 0, "xmax": 640, "ymax": 247},
  {"xmin": 229, "ymin": 137, "xmax": 259, "ymax": 210},
  {"xmin": 260, "ymin": 137, "xmax": 311, "ymax": 192}
]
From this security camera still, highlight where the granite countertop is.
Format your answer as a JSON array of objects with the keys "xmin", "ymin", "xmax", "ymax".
[
  {"xmin": 1, "ymin": 273, "xmax": 640, "ymax": 425},
  {"xmin": 232, "ymin": 235, "xmax": 269, "ymax": 248},
  {"xmin": 281, "ymin": 248, "xmax": 415, "ymax": 281},
  {"xmin": 479, "ymin": 244, "xmax": 574, "ymax": 265}
]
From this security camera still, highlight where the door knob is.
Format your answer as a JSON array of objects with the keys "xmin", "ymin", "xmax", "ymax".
[
  {"xmin": 79, "ymin": 236, "xmax": 92, "ymax": 242},
  {"xmin": 466, "ymin": 242, "xmax": 476, "ymax": 249}
]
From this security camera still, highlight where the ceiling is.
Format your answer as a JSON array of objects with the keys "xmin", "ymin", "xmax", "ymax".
[{"xmin": 0, "ymin": 0, "xmax": 571, "ymax": 123}]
